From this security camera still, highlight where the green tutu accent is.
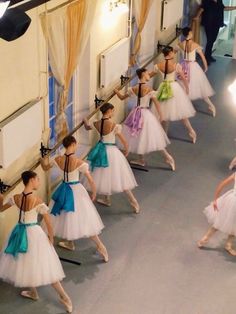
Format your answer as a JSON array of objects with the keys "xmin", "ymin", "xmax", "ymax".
[{"xmin": 157, "ymin": 81, "xmax": 174, "ymax": 101}]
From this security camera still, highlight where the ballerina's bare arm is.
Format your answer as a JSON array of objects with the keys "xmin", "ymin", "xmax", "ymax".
[
  {"xmin": 83, "ymin": 118, "xmax": 92, "ymax": 130},
  {"xmin": 41, "ymin": 210, "xmax": 54, "ymax": 245},
  {"xmin": 176, "ymin": 65, "xmax": 189, "ymax": 94},
  {"xmin": 213, "ymin": 174, "xmax": 235, "ymax": 207},
  {"xmin": 114, "ymin": 89, "xmax": 129, "ymax": 100},
  {"xmin": 116, "ymin": 133, "xmax": 129, "ymax": 157},
  {"xmin": 149, "ymin": 66, "xmax": 158, "ymax": 78},
  {"xmin": 40, "ymin": 155, "xmax": 53, "ymax": 171},
  {"xmin": 0, "ymin": 194, "xmax": 12, "ymax": 212},
  {"xmin": 196, "ymin": 47, "xmax": 208, "ymax": 72},
  {"xmin": 83, "ymin": 169, "xmax": 96, "ymax": 202},
  {"xmin": 151, "ymin": 96, "xmax": 163, "ymax": 122}
]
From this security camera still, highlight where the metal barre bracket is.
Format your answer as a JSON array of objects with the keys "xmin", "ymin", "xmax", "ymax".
[
  {"xmin": 0, "ymin": 179, "xmax": 11, "ymax": 194},
  {"xmin": 40, "ymin": 142, "xmax": 52, "ymax": 158},
  {"xmin": 120, "ymin": 75, "xmax": 129, "ymax": 86},
  {"xmin": 176, "ymin": 24, "xmax": 182, "ymax": 37},
  {"xmin": 94, "ymin": 95, "xmax": 104, "ymax": 108}
]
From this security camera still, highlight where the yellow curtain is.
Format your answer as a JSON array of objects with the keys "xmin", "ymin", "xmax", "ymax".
[
  {"xmin": 130, "ymin": 0, "xmax": 153, "ymax": 66},
  {"xmin": 41, "ymin": 0, "xmax": 97, "ymax": 140}
]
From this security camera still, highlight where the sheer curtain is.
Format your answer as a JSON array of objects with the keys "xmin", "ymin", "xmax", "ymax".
[
  {"xmin": 130, "ymin": 0, "xmax": 153, "ymax": 65},
  {"xmin": 41, "ymin": 0, "xmax": 97, "ymax": 139}
]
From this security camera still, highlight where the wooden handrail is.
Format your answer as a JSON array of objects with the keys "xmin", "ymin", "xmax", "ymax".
[{"xmin": 1, "ymin": 33, "xmax": 178, "ymax": 196}]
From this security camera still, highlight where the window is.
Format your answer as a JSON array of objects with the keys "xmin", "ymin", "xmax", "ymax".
[{"xmin": 48, "ymin": 68, "xmax": 74, "ymax": 147}]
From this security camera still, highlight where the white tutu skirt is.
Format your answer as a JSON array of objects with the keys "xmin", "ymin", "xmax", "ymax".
[
  {"xmin": 123, "ymin": 108, "xmax": 170, "ymax": 155},
  {"xmin": 159, "ymin": 82, "xmax": 196, "ymax": 121},
  {"xmin": 50, "ymin": 183, "xmax": 104, "ymax": 241},
  {"xmin": 84, "ymin": 145, "xmax": 137, "ymax": 195},
  {"xmin": 0, "ymin": 225, "xmax": 65, "ymax": 287},
  {"xmin": 204, "ymin": 190, "xmax": 236, "ymax": 235},
  {"xmin": 188, "ymin": 62, "xmax": 214, "ymax": 100}
]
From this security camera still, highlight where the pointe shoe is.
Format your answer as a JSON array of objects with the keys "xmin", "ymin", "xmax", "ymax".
[
  {"xmin": 165, "ymin": 156, "xmax": 176, "ymax": 171},
  {"xmin": 96, "ymin": 198, "xmax": 111, "ymax": 207},
  {"xmin": 208, "ymin": 105, "xmax": 216, "ymax": 117},
  {"xmin": 20, "ymin": 290, "xmax": 39, "ymax": 301},
  {"xmin": 225, "ymin": 244, "xmax": 236, "ymax": 256},
  {"xmin": 58, "ymin": 241, "xmax": 75, "ymax": 251},
  {"xmin": 130, "ymin": 160, "xmax": 146, "ymax": 167},
  {"xmin": 130, "ymin": 199, "xmax": 140, "ymax": 214},
  {"xmin": 97, "ymin": 245, "xmax": 109, "ymax": 263},
  {"xmin": 189, "ymin": 130, "xmax": 197, "ymax": 144},
  {"xmin": 60, "ymin": 297, "xmax": 73, "ymax": 313},
  {"xmin": 197, "ymin": 237, "xmax": 209, "ymax": 248}
]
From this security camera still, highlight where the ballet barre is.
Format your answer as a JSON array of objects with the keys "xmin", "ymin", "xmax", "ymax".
[{"xmin": 1, "ymin": 30, "xmax": 180, "ymax": 197}]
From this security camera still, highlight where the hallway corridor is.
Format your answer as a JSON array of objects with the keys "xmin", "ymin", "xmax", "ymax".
[{"xmin": 1, "ymin": 57, "xmax": 236, "ymax": 314}]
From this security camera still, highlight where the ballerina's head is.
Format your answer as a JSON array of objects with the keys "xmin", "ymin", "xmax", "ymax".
[
  {"xmin": 136, "ymin": 68, "xmax": 150, "ymax": 82},
  {"xmin": 62, "ymin": 135, "xmax": 78, "ymax": 153},
  {"xmin": 22, "ymin": 170, "xmax": 39, "ymax": 190},
  {"xmin": 100, "ymin": 102, "xmax": 114, "ymax": 119},
  {"xmin": 182, "ymin": 27, "xmax": 193, "ymax": 40},
  {"xmin": 162, "ymin": 46, "xmax": 174, "ymax": 60}
]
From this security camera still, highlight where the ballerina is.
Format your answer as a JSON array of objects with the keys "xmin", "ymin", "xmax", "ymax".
[
  {"xmin": 114, "ymin": 68, "xmax": 175, "ymax": 170},
  {"xmin": 83, "ymin": 102, "xmax": 140, "ymax": 212},
  {"xmin": 198, "ymin": 172, "xmax": 236, "ymax": 256},
  {"xmin": 177, "ymin": 27, "xmax": 216, "ymax": 117},
  {"xmin": 40, "ymin": 135, "xmax": 108, "ymax": 262},
  {"xmin": 150, "ymin": 46, "xmax": 197, "ymax": 143},
  {"xmin": 0, "ymin": 171, "xmax": 72, "ymax": 313}
]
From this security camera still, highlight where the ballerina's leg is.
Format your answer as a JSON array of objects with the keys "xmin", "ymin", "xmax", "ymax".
[
  {"xmin": 21, "ymin": 287, "xmax": 39, "ymax": 301},
  {"xmin": 181, "ymin": 118, "xmax": 197, "ymax": 144},
  {"xmin": 124, "ymin": 190, "xmax": 140, "ymax": 214},
  {"xmin": 203, "ymin": 97, "xmax": 216, "ymax": 117},
  {"xmin": 160, "ymin": 149, "xmax": 176, "ymax": 171},
  {"xmin": 225, "ymin": 235, "xmax": 236, "ymax": 256},
  {"xmin": 198, "ymin": 226, "xmax": 217, "ymax": 248},
  {"xmin": 90, "ymin": 235, "xmax": 109, "ymax": 262},
  {"xmin": 51, "ymin": 281, "xmax": 73, "ymax": 313}
]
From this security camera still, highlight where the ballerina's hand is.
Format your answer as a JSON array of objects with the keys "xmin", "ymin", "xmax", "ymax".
[
  {"xmin": 114, "ymin": 89, "xmax": 119, "ymax": 94},
  {"xmin": 91, "ymin": 192, "xmax": 96, "ymax": 202},
  {"xmin": 48, "ymin": 233, "xmax": 54, "ymax": 245},
  {"xmin": 204, "ymin": 67, "xmax": 208, "ymax": 73},
  {"xmin": 213, "ymin": 201, "xmax": 218, "ymax": 211},
  {"xmin": 123, "ymin": 149, "xmax": 129, "ymax": 157}
]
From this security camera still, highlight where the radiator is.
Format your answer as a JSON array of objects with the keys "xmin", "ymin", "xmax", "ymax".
[
  {"xmin": 0, "ymin": 100, "xmax": 42, "ymax": 169},
  {"xmin": 161, "ymin": 0, "xmax": 184, "ymax": 31},
  {"xmin": 100, "ymin": 37, "xmax": 130, "ymax": 89}
]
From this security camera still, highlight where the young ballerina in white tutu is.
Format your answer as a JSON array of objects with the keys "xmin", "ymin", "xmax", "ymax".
[
  {"xmin": 83, "ymin": 102, "xmax": 140, "ymax": 212},
  {"xmin": 198, "ymin": 172, "xmax": 236, "ymax": 256},
  {"xmin": 40, "ymin": 135, "xmax": 108, "ymax": 261},
  {"xmin": 177, "ymin": 27, "xmax": 216, "ymax": 117},
  {"xmin": 151, "ymin": 46, "xmax": 197, "ymax": 144},
  {"xmin": 114, "ymin": 68, "xmax": 176, "ymax": 170},
  {"xmin": 0, "ymin": 171, "xmax": 72, "ymax": 313}
]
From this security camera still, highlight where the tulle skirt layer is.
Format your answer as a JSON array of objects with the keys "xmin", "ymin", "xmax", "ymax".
[{"xmin": 0, "ymin": 225, "xmax": 65, "ymax": 287}]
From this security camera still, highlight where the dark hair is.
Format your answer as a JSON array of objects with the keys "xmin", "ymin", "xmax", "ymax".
[
  {"xmin": 100, "ymin": 102, "xmax": 114, "ymax": 114},
  {"xmin": 21, "ymin": 171, "xmax": 37, "ymax": 185},
  {"xmin": 162, "ymin": 46, "xmax": 173, "ymax": 57},
  {"xmin": 62, "ymin": 135, "xmax": 77, "ymax": 148},
  {"xmin": 136, "ymin": 68, "xmax": 147, "ymax": 79},
  {"xmin": 182, "ymin": 27, "xmax": 191, "ymax": 38}
]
